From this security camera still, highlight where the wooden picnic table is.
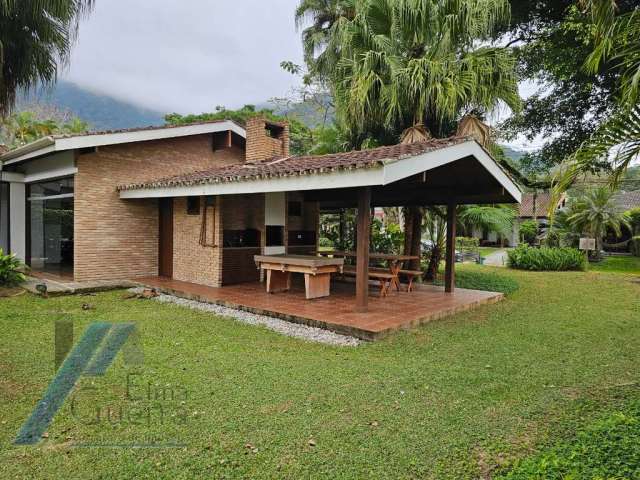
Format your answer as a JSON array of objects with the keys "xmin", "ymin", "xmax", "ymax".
[
  {"xmin": 317, "ymin": 250, "xmax": 421, "ymax": 293},
  {"xmin": 254, "ymin": 254, "xmax": 344, "ymax": 299}
]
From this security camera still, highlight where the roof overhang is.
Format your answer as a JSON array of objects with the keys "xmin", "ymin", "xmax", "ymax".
[
  {"xmin": 0, "ymin": 120, "xmax": 246, "ymax": 165},
  {"xmin": 119, "ymin": 140, "xmax": 522, "ymax": 203}
]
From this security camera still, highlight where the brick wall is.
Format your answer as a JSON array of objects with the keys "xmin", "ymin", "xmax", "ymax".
[
  {"xmin": 172, "ymin": 196, "xmax": 223, "ymax": 287},
  {"xmin": 74, "ymin": 134, "xmax": 243, "ymax": 282},
  {"xmin": 245, "ymin": 116, "xmax": 289, "ymax": 162}
]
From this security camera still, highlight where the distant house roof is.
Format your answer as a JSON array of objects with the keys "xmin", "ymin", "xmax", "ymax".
[
  {"xmin": 0, "ymin": 119, "xmax": 246, "ymax": 165},
  {"xmin": 518, "ymin": 192, "xmax": 566, "ymax": 218},
  {"xmin": 612, "ymin": 190, "xmax": 640, "ymax": 212}
]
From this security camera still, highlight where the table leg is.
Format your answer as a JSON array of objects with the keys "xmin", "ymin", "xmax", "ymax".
[
  {"xmin": 304, "ymin": 273, "xmax": 331, "ymax": 299},
  {"xmin": 266, "ymin": 269, "xmax": 291, "ymax": 293},
  {"xmin": 389, "ymin": 261, "xmax": 401, "ymax": 292}
]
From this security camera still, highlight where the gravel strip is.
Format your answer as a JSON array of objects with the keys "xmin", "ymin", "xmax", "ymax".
[{"xmin": 129, "ymin": 288, "xmax": 360, "ymax": 347}]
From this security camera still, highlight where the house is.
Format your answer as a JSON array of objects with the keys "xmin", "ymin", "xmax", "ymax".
[
  {"xmin": 0, "ymin": 116, "xmax": 521, "ymax": 324},
  {"xmin": 469, "ymin": 191, "xmax": 565, "ymax": 246}
]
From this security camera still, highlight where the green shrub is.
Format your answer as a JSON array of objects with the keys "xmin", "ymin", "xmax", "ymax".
[
  {"xmin": 435, "ymin": 268, "xmax": 519, "ymax": 294},
  {"xmin": 318, "ymin": 237, "xmax": 334, "ymax": 249},
  {"xmin": 456, "ymin": 236, "xmax": 479, "ymax": 252},
  {"xmin": 507, "ymin": 245, "xmax": 586, "ymax": 271},
  {"xmin": 631, "ymin": 236, "xmax": 640, "ymax": 257},
  {"xmin": 519, "ymin": 220, "xmax": 538, "ymax": 245},
  {"xmin": 495, "ymin": 399, "xmax": 640, "ymax": 479},
  {"xmin": 0, "ymin": 249, "xmax": 26, "ymax": 286}
]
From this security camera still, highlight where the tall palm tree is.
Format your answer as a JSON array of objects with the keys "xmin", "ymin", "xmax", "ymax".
[
  {"xmin": 297, "ymin": 0, "xmax": 520, "ymax": 144},
  {"xmin": 553, "ymin": 1, "xmax": 640, "ymax": 197},
  {"xmin": 0, "ymin": 0, "xmax": 94, "ymax": 116},
  {"xmin": 568, "ymin": 187, "xmax": 631, "ymax": 257}
]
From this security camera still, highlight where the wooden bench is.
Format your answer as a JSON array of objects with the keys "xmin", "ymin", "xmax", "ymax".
[
  {"xmin": 342, "ymin": 266, "xmax": 396, "ymax": 297},
  {"xmin": 397, "ymin": 269, "xmax": 423, "ymax": 292}
]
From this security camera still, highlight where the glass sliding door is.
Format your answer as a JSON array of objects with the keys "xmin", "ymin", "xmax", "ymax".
[{"xmin": 28, "ymin": 177, "xmax": 74, "ymax": 277}]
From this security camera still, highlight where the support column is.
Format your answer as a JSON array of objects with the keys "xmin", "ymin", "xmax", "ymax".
[
  {"xmin": 355, "ymin": 187, "xmax": 371, "ymax": 312},
  {"xmin": 444, "ymin": 202, "xmax": 456, "ymax": 293}
]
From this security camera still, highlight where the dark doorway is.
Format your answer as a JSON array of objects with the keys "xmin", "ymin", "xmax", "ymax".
[{"xmin": 159, "ymin": 198, "xmax": 173, "ymax": 278}]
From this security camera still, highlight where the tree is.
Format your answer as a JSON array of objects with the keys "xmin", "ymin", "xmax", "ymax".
[
  {"xmin": 568, "ymin": 187, "xmax": 631, "ymax": 257},
  {"xmin": 0, "ymin": 0, "xmax": 94, "ymax": 116},
  {"xmin": 457, "ymin": 205, "xmax": 516, "ymax": 238},
  {"xmin": 0, "ymin": 110, "xmax": 88, "ymax": 148},
  {"xmin": 497, "ymin": 1, "xmax": 640, "ymax": 176},
  {"xmin": 296, "ymin": 0, "xmax": 520, "ymax": 146},
  {"xmin": 553, "ymin": 1, "xmax": 640, "ymax": 196},
  {"xmin": 165, "ymin": 105, "xmax": 314, "ymax": 156}
]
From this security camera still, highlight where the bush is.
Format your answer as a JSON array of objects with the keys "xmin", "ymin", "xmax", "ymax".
[
  {"xmin": 318, "ymin": 237, "xmax": 334, "ymax": 249},
  {"xmin": 631, "ymin": 236, "xmax": 640, "ymax": 257},
  {"xmin": 519, "ymin": 220, "xmax": 538, "ymax": 245},
  {"xmin": 455, "ymin": 236, "xmax": 479, "ymax": 252},
  {"xmin": 0, "ymin": 249, "xmax": 26, "ymax": 286},
  {"xmin": 495, "ymin": 399, "xmax": 640, "ymax": 479},
  {"xmin": 507, "ymin": 245, "xmax": 586, "ymax": 271}
]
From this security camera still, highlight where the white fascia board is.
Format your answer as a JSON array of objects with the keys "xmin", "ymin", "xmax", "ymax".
[
  {"xmin": 383, "ymin": 140, "xmax": 522, "ymax": 202},
  {"xmin": 120, "ymin": 167, "xmax": 385, "ymax": 199},
  {"xmin": 55, "ymin": 121, "xmax": 245, "ymax": 150},
  {"xmin": 2, "ymin": 121, "xmax": 245, "ymax": 165},
  {"xmin": 24, "ymin": 166, "xmax": 78, "ymax": 183},
  {"xmin": 1, "ymin": 171, "xmax": 25, "ymax": 183},
  {"xmin": 2, "ymin": 143, "xmax": 56, "ymax": 165}
]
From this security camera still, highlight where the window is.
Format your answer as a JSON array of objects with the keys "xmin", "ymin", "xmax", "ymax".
[
  {"xmin": 27, "ymin": 177, "xmax": 74, "ymax": 276},
  {"xmin": 187, "ymin": 197, "xmax": 200, "ymax": 215}
]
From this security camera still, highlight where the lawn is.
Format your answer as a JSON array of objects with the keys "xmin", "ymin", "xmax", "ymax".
[{"xmin": 0, "ymin": 264, "xmax": 638, "ymax": 479}]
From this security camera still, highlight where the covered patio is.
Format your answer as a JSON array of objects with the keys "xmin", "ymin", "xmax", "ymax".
[{"xmin": 119, "ymin": 136, "xmax": 521, "ymax": 338}]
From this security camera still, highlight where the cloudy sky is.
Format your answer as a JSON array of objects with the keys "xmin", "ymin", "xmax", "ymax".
[
  {"xmin": 63, "ymin": 0, "xmax": 304, "ymax": 114},
  {"xmin": 61, "ymin": 0, "xmax": 541, "ymax": 150}
]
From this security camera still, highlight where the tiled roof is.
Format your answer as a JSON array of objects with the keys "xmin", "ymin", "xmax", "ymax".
[
  {"xmin": 117, "ymin": 136, "xmax": 470, "ymax": 191},
  {"xmin": 518, "ymin": 192, "xmax": 563, "ymax": 217},
  {"xmin": 612, "ymin": 190, "xmax": 640, "ymax": 212}
]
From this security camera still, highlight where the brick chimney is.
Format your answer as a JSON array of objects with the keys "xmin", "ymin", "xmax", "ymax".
[{"xmin": 245, "ymin": 116, "xmax": 289, "ymax": 162}]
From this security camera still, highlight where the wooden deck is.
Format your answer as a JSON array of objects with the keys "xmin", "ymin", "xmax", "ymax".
[{"xmin": 136, "ymin": 276, "xmax": 504, "ymax": 340}]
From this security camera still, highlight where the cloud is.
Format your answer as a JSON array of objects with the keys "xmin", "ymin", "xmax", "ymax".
[{"xmin": 62, "ymin": 0, "xmax": 304, "ymax": 114}]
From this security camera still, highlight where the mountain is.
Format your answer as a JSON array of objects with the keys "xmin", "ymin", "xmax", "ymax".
[{"xmin": 17, "ymin": 81, "xmax": 165, "ymax": 131}]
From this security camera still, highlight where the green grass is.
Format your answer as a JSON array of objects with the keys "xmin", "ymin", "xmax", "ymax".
[
  {"xmin": 0, "ymin": 264, "xmax": 639, "ymax": 478},
  {"xmin": 590, "ymin": 255, "xmax": 640, "ymax": 274},
  {"xmin": 435, "ymin": 268, "xmax": 519, "ymax": 294}
]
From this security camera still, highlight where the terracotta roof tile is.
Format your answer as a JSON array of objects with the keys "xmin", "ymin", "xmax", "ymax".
[
  {"xmin": 117, "ymin": 136, "xmax": 470, "ymax": 191},
  {"xmin": 518, "ymin": 192, "xmax": 565, "ymax": 217},
  {"xmin": 612, "ymin": 190, "xmax": 640, "ymax": 212}
]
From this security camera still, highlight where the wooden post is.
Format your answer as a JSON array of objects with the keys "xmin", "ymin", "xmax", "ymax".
[
  {"xmin": 356, "ymin": 187, "xmax": 371, "ymax": 311},
  {"xmin": 444, "ymin": 202, "xmax": 456, "ymax": 293},
  {"xmin": 339, "ymin": 209, "xmax": 345, "ymax": 250}
]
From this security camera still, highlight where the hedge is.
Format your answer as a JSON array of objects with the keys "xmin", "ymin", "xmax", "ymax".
[{"xmin": 507, "ymin": 245, "xmax": 586, "ymax": 271}]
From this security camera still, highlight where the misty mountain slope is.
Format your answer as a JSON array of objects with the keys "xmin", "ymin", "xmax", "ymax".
[{"xmin": 17, "ymin": 81, "xmax": 165, "ymax": 131}]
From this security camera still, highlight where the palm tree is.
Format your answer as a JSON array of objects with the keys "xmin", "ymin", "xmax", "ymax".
[
  {"xmin": 457, "ymin": 205, "xmax": 516, "ymax": 238},
  {"xmin": 553, "ymin": 1, "xmax": 640, "ymax": 197},
  {"xmin": 0, "ymin": 0, "xmax": 94, "ymax": 116},
  {"xmin": 297, "ymin": 0, "xmax": 520, "ymax": 144},
  {"xmin": 567, "ymin": 187, "xmax": 631, "ymax": 258}
]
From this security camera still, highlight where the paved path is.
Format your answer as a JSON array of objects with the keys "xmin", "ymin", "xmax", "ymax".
[{"xmin": 483, "ymin": 249, "xmax": 509, "ymax": 267}]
